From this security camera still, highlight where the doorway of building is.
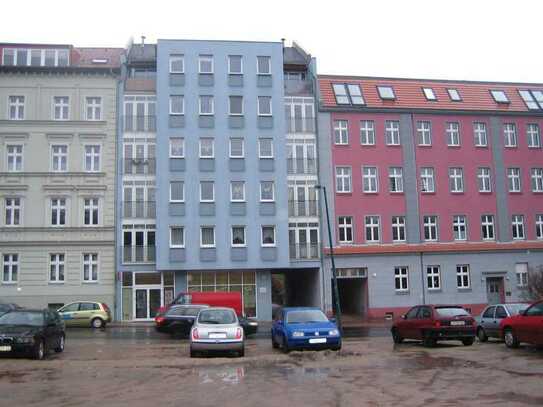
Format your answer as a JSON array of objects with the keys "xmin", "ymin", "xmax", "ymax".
[
  {"xmin": 133, "ymin": 286, "xmax": 162, "ymax": 320},
  {"xmin": 486, "ymin": 277, "xmax": 505, "ymax": 305},
  {"xmin": 333, "ymin": 268, "xmax": 368, "ymax": 323}
]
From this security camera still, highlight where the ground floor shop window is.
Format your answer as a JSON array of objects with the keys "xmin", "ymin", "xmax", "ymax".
[{"xmin": 121, "ymin": 271, "xmax": 174, "ymax": 320}]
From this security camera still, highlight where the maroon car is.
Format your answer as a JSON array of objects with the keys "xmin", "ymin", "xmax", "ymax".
[
  {"xmin": 391, "ymin": 305, "xmax": 476, "ymax": 347},
  {"xmin": 500, "ymin": 300, "xmax": 543, "ymax": 348}
]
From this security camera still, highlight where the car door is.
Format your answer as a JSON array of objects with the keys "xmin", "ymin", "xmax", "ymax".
[
  {"xmin": 415, "ymin": 306, "xmax": 433, "ymax": 340},
  {"xmin": 520, "ymin": 302, "xmax": 543, "ymax": 345},
  {"xmin": 492, "ymin": 306, "xmax": 508, "ymax": 338},
  {"xmin": 479, "ymin": 306, "xmax": 495, "ymax": 336},
  {"xmin": 43, "ymin": 311, "xmax": 57, "ymax": 351},
  {"xmin": 77, "ymin": 303, "xmax": 96, "ymax": 326},
  {"xmin": 59, "ymin": 303, "xmax": 80, "ymax": 327},
  {"xmin": 397, "ymin": 306, "xmax": 419, "ymax": 340}
]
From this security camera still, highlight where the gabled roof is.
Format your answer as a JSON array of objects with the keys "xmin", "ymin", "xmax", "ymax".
[{"xmin": 73, "ymin": 48, "xmax": 123, "ymax": 68}]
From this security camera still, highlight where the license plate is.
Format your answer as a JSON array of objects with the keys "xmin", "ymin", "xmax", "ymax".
[
  {"xmin": 309, "ymin": 338, "xmax": 327, "ymax": 344},
  {"xmin": 0, "ymin": 346, "xmax": 12, "ymax": 352},
  {"xmin": 450, "ymin": 321, "xmax": 465, "ymax": 326},
  {"xmin": 209, "ymin": 333, "xmax": 227, "ymax": 339}
]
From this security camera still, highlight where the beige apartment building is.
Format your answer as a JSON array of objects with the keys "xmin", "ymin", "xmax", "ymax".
[{"xmin": 0, "ymin": 44, "xmax": 122, "ymax": 311}]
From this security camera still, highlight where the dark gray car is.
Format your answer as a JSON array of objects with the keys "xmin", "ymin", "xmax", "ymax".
[{"xmin": 476, "ymin": 303, "xmax": 529, "ymax": 342}]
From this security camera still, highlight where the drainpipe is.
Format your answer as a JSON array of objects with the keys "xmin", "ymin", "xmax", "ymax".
[{"xmin": 420, "ymin": 251, "xmax": 426, "ymax": 305}]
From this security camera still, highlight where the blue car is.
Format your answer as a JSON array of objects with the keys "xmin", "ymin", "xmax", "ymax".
[{"xmin": 271, "ymin": 307, "xmax": 342, "ymax": 352}]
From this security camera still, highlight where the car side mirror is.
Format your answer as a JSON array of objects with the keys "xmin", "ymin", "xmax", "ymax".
[
  {"xmin": 401, "ymin": 314, "xmax": 407, "ymax": 320},
  {"xmin": 329, "ymin": 317, "xmax": 336, "ymax": 323}
]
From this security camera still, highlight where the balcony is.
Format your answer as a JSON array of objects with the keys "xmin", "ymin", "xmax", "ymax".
[
  {"xmin": 284, "ymin": 78, "xmax": 313, "ymax": 95},
  {"xmin": 286, "ymin": 117, "xmax": 316, "ymax": 134},
  {"xmin": 289, "ymin": 243, "xmax": 320, "ymax": 260},
  {"xmin": 122, "ymin": 158, "xmax": 156, "ymax": 175},
  {"xmin": 123, "ymin": 115, "xmax": 156, "ymax": 133},
  {"xmin": 122, "ymin": 201, "xmax": 156, "ymax": 219},
  {"xmin": 288, "ymin": 199, "xmax": 319, "ymax": 217},
  {"xmin": 287, "ymin": 158, "xmax": 317, "ymax": 175},
  {"xmin": 123, "ymin": 245, "xmax": 156, "ymax": 264}
]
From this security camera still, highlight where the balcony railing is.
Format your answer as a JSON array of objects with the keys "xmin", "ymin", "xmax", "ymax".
[
  {"xmin": 122, "ymin": 201, "xmax": 156, "ymax": 219},
  {"xmin": 286, "ymin": 117, "xmax": 316, "ymax": 134},
  {"xmin": 288, "ymin": 199, "xmax": 319, "ymax": 217},
  {"xmin": 287, "ymin": 158, "xmax": 317, "ymax": 175},
  {"xmin": 123, "ymin": 115, "xmax": 156, "ymax": 133},
  {"xmin": 123, "ymin": 158, "xmax": 156, "ymax": 175},
  {"xmin": 289, "ymin": 243, "xmax": 320, "ymax": 260},
  {"xmin": 284, "ymin": 78, "xmax": 314, "ymax": 95},
  {"xmin": 122, "ymin": 245, "xmax": 156, "ymax": 264}
]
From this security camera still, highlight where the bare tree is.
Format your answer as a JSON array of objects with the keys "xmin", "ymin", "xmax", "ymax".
[{"xmin": 522, "ymin": 265, "xmax": 543, "ymax": 302}]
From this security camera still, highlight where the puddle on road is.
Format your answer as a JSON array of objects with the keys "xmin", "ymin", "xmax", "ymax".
[{"xmin": 0, "ymin": 371, "xmax": 28, "ymax": 383}]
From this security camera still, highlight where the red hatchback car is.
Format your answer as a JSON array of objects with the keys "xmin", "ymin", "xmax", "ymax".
[
  {"xmin": 391, "ymin": 305, "xmax": 476, "ymax": 347},
  {"xmin": 500, "ymin": 300, "xmax": 543, "ymax": 348}
]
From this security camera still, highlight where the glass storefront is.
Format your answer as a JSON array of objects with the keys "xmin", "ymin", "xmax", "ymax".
[{"xmin": 121, "ymin": 272, "xmax": 175, "ymax": 320}]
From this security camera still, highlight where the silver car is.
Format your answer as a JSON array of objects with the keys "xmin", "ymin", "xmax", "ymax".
[
  {"xmin": 190, "ymin": 307, "xmax": 244, "ymax": 357},
  {"xmin": 476, "ymin": 303, "xmax": 529, "ymax": 342}
]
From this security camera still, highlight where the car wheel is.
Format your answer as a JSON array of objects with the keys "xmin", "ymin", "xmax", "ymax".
[
  {"xmin": 54, "ymin": 335, "xmax": 65, "ymax": 353},
  {"xmin": 34, "ymin": 340, "xmax": 45, "ymax": 360},
  {"xmin": 238, "ymin": 347, "xmax": 245, "ymax": 357},
  {"xmin": 391, "ymin": 328, "xmax": 404, "ymax": 344},
  {"xmin": 190, "ymin": 347, "xmax": 198, "ymax": 358},
  {"xmin": 91, "ymin": 318, "xmax": 104, "ymax": 329},
  {"xmin": 462, "ymin": 338, "xmax": 474, "ymax": 346},
  {"xmin": 271, "ymin": 334, "xmax": 279, "ymax": 349},
  {"xmin": 504, "ymin": 328, "xmax": 519, "ymax": 349},
  {"xmin": 282, "ymin": 335, "xmax": 290, "ymax": 353},
  {"xmin": 477, "ymin": 328, "xmax": 488, "ymax": 343},
  {"xmin": 422, "ymin": 333, "xmax": 436, "ymax": 347},
  {"xmin": 331, "ymin": 343, "xmax": 342, "ymax": 351}
]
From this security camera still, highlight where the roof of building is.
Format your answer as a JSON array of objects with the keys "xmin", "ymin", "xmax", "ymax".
[
  {"xmin": 319, "ymin": 75, "xmax": 543, "ymax": 113},
  {"xmin": 127, "ymin": 43, "xmax": 156, "ymax": 64},
  {"xmin": 73, "ymin": 47, "xmax": 124, "ymax": 68}
]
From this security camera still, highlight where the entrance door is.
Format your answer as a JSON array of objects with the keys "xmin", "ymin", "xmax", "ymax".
[
  {"xmin": 486, "ymin": 278, "xmax": 504, "ymax": 305},
  {"xmin": 134, "ymin": 287, "xmax": 162, "ymax": 320}
]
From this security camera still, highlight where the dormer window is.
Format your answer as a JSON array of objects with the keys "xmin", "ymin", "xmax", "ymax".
[
  {"xmin": 332, "ymin": 83, "xmax": 365, "ymax": 106},
  {"xmin": 519, "ymin": 90, "xmax": 543, "ymax": 110},
  {"xmin": 332, "ymin": 84, "xmax": 349, "ymax": 105},
  {"xmin": 377, "ymin": 86, "xmax": 396, "ymax": 100},
  {"xmin": 490, "ymin": 90, "xmax": 510, "ymax": 104},
  {"xmin": 447, "ymin": 88, "xmax": 462, "ymax": 101},
  {"xmin": 422, "ymin": 87, "xmax": 437, "ymax": 101},
  {"xmin": 347, "ymin": 84, "xmax": 365, "ymax": 105}
]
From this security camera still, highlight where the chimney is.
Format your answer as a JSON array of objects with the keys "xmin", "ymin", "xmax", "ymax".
[{"xmin": 141, "ymin": 35, "xmax": 146, "ymax": 47}]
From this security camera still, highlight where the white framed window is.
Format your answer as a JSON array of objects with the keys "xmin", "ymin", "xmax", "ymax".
[
  {"xmin": 85, "ymin": 97, "xmax": 102, "ymax": 121},
  {"xmin": 507, "ymin": 168, "xmax": 521, "ymax": 192},
  {"xmin": 385, "ymin": 120, "xmax": 400, "ymax": 145},
  {"xmin": 6, "ymin": 145, "xmax": 23, "ymax": 172},
  {"xmin": 169, "ymin": 181, "xmax": 184, "ymax": 202},
  {"xmin": 453, "ymin": 215, "xmax": 467, "ymax": 241},
  {"xmin": 200, "ymin": 182, "xmax": 214, "ymax": 202},
  {"xmin": 169, "ymin": 138, "xmax": 184, "ymax": 158},
  {"xmin": 449, "ymin": 167, "xmax": 464, "ymax": 193},
  {"xmin": 53, "ymin": 96, "xmax": 69, "ymax": 120},
  {"xmin": 423, "ymin": 216, "xmax": 438, "ymax": 241},
  {"xmin": 417, "ymin": 121, "xmax": 432, "ymax": 146},
  {"xmin": 515, "ymin": 263, "xmax": 528, "ymax": 287},
  {"xmin": 536, "ymin": 214, "xmax": 543, "ymax": 240},
  {"xmin": 230, "ymin": 181, "xmax": 246, "ymax": 202},
  {"xmin": 169, "ymin": 55, "xmax": 184, "ymax": 73},
  {"xmin": 261, "ymin": 226, "xmax": 276, "ymax": 246},
  {"xmin": 389, "ymin": 167, "xmax": 404, "ymax": 193},
  {"xmin": 8, "ymin": 96, "xmax": 25, "ymax": 120},
  {"xmin": 473, "ymin": 122, "xmax": 488, "ymax": 147},
  {"xmin": 256, "ymin": 56, "xmax": 271, "ymax": 75},
  {"xmin": 531, "ymin": 168, "xmax": 543, "ymax": 192},
  {"xmin": 362, "ymin": 166, "xmax": 378, "ymax": 193},
  {"xmin": 82, "ymin": 253, "xmax": 99, "ymax": 282},
  {"xmin": 258, "ymin": 139, "xmax": 273, "ymax": 158},
  {"xmin": 377, "ymin": 86, "xmax": 396, "ymax": 100},
  {"xmin": 394, "ymin": 266, "xmax": 409, "ymax": 292},
  {"xmin": 426, "ymin": 266, "xmax": 441, "ymax": 290},
  {"xmin": 334, "ymin": 120, "xmax": 349, "ymax": 145},
  {"xmin": 51, "ymin": 145, "xmax": 68, "ymax": 172},
  {"xmin": 257, "ymin": 96, "xmax": 272, "ymax": 116},
  {"xmin": 365, "ymin": 216, "xmax": 380, "ymax": 242},
  {"xmin": 392, "ymin": 216, "xmax": 406, "ymax": 242},
  {"xmin": 169, "ymin": 95, "xmax": 184, "ymax": 115},
  {"xmin": 422, "ymin": 87, "xmax": 437, "ymax": 101},
  {"xmin": 512, "ymin": 215, "xmax": 525, "ymax": 240},
  {"xmin": 229, "ymin": 138, "xmax": 244, "ymax": 158},
  {"xmin": 229, "ymin": 96, "xmax": 243, "ymax": 116},
  {"xmin": 199, "ymin": 138, "xmax": 214, "ymax": 158},
  {"xmin": 504, "ymin": 123, "xmax": 517, "ymax": 147},
  {"xmin": 200, "ymin": 226, "xmax": 215, "ymax": 248},
  {"xmin": 2, "ymin": 254, "xmax": 18, "ymax": 283},
  {"xmin": 456, "ymin": 265, "xmax": 471, "ymax": 289},
  {"xmin": 338, "ymin": 216, "xmax": 353, "ymax": 244},
  {"xmin": 51, "ymin": 198, "xmax": 66, "ymax": 226},
  {"xmin": 260, "ymin": 181, "xmax": 275, "ymax": 202},
  {"xmin": 527, "ymin": 124, "xmax": 541, "ymax": 148},
  {"xmin": 228, "ymin": 55, "xmax": 243, "ymax": 74},
  {"xmin": 478, "ymin": 167, "xmax": 492, "ymax": 192},
  {"xmin": 198, "ymin": 55, "xmax": 214, "ymax": 74},
  {"xmin": 199, "ymin": 95, "xmax": 214, "ymax": 115},
  {"xmin": 481, "ymin": 215, "xmax": 495, "ymax": 240},
  {"xmin": 360, "ymin": 120, "xmax": 375, "ymax": 145},
  {"xmin": 335, "ymin": 167, "xmax": 352, "ymax": 193},
  {"xmin": 170, "ymin": 227, "xmax": 185, "ymax": 248},
  {"xmin": 5, "ymin": 197, "xmax": 21, "ymax": 226},
  {"xmin": 49, "ymin": 253, "xmax": 65, "ymax": 283},
  {"xmin": 84, "ymin": 145, "xmax": 101, "ymax": 172},
  {"xmin": 83, "ymin": 198, "xmax": 99, "ymax": 226},
  {"xmin": 446, "ymin": 122, "xmax": 460, "ymax": 146},
  {"xmin": 420, "ymin": 167, "xmax": 435, "ymax": 193},
  {"xmin": 231, "ymin": 226, "xmax": 246, "ymax": 247}
]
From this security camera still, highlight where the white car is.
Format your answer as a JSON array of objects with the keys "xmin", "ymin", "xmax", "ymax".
[{"xmin": 190, "ymin": 307, "xmax": 244, "ymax": 357}]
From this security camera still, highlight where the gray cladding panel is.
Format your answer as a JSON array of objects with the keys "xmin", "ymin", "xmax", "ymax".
[
  {"xmin": 200, "ymin": 248, "xmax": 217, "ymax": 262},
  {"xmin": 230, "ymin": 202, "xmax": 247, "ymax": 216},
  {"xmin": 259, "ymin": 202, "xmax": 275, "ymax": 216},
  {"xmin": 199, "ymin": 159, "xmax": 215, "ymax": 172},
  {"xmin": 169, "ymin": 203, "xmax": 185, "ymax": 216},
  {"xmin": 229, "ymin": 116, "xmax": 245, "ymax": 129},
  {"xmin": 170, "ymin": 158, "xmax": 186, "ymax": 172},
  {"xmin": 258, "ymin": 116, "xmax": 273, "ymax": 129},
  {"xmin": 260, "ymin": 247, "xmax": 277, "ymax": 261},
  {"xmin": 199, "ymin": 203, "xmax": 215, "ymax": 216},
  {"xmin": 231, "ymin": 247, "xmax": 248, "ymax": 261},
  {"xmin": 228, "ymin": 75, "xmax": 243, "ymax": 87},
  {"xmin": 169, "ymin": 115, "xmax": 185, "ymax": 128},
  {"xmin": 400, "ymin": 114, "xmax": 421, "ymax": 243},
  {"xmin": 490, "ymin": 117, "xmax": 510, "ymax": 242},
  {"xmin": 198, "ymin": 74, "xmax": 214, "ymax": 87},
  {"xmin": 257, "ymin": 75, "xmax": 272, "ymax": 87},
  {"xmin": 259, "ymin": 159, "xmax": 274, "ymax": 172},
  {"xmin": 229, "ymin": 158, "xmax": 245, "ymax": 172},
  {"xmin": 169, "ymin": 249, "xmax": 186, "ymax": 262},
  {"xmin": 169, "ymin": 74, "xmax": 185, "ymax": 87},
  {"xmin": 199, "ymin": 116, "xmax": 215, "ymax": 128}
]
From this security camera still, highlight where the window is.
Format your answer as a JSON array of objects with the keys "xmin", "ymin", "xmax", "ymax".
[
  {"xmin": 377, "ymin": 86, "xmax": 396, "ymax": 100},
  {"xmin": 199, "ymin": 96, "xmax": 214, "ymax": 115},
  {"xmin": 51, "ymin": 145, "xmax": 67, "ymax": 172},
  {"xmin": 260, "ymin": 181, "xmax": 275, "ymax": 201},
  {"xmin": 423, "ymin": 216, "xmax": 438, "ymax": 241},
  {"xmin": 392, "ymin": 216, "xmax": 406, "ymax": 242},
  {"xmin": 169, "ymin": 138, "xmax": 184, "ymax": 158},
  {"xmin": 478, "ymin": 167, "xmax": 492, "ymax": 192},
  {"xmin": 422, "ymin": 87, "xmax": 437, "ymax": 101},
  {"xmin": 473, "ymin": 122, "xmax": 488, "ymax": 147},
  {"xmin": 257, "ymin": 96, "xmax": 272, "ymax": 116},
  {"xmin": 362, "ymin": 166, "xmax": 378, "ymax": 193},
  {"xmin": 200, "ymin": 226, "xmax": 215, "ymax": 248},
  {"xmin": 332, "ymin": 83, "xmax": 365, "ymax": 105},
  {"xmin": 229, "ymin": 96, "xmax": 243, "ymax": 115},
  {"xmin": 230, "ymin": 181, "xmax": 245, "ymax": 202},
  {"xmin": 85, "ymin": 97, "xmax": 102, "ymax": 121},
  {"xmin": 8, "ymin": 96, "xmax": 25, "ymax": 120},
  {"xmin": 261, "ymin": 226, "xmax": 275, "ymax": 246},
  {"xmin": 491, "ymin": 90, "xmax": 509, "ymax": 104},
  {"xmin": 338, "ymin": 216, "xmax": 353, "ymax": 244},
  {"xmin": 360, "ymin": 120, "xmax": 375, "ymax": 145},
  {"xmin": 200, "ymin": 182, "xmax": 214, "ymax": 202},
  {"xmin": 420, "ymin": 167, "xmax": 435, "ymax": 193},
  {"xmin": 51, "ymin": 198, "xmax": 66, "ymax": 226},
  {"xmin": 170, "ymin": 181, "xmax": 184, "ymax": 202},
  {"xmin": 453, "ymin": 215, "xmax": 467, "ymax": 241},
  {"xmin": 456, "ymin": 265, "xmax": 470, "ymax": 289},
  {"xmin": 446, "ymin": 122, "xmax": 460, "ymax": 146},
  {"xmin": 228, "ymin": 55, "xmax": 243, "ymax": 74},
  {"xmin": 481, "ymin": 215, "xmax": 495, "ymax": 240},
  {"xmin": 347, "ymin": 84, "xmax": 365, "ymax": 105},
  {"xmin": 507, "ymin": 168, "xmax": 521, "ymax": 192},
  {"xmin": 2, "ymin": 48, "xmax": 15, "ymax": 65},
  {"xmin": 504, "ymin": 123, "xmax": 517, "ymax": 147},
  {"xmin": 231, "ymin": 226, "xmax": 246, "ymax": 247},
  {"xmin": 335, "ymin": 167, "xmax": 352, "ymax": 193},
  {"xmin": 449, "ymin": 167, "xmax": 464, "ymax": 193},
  {"xmin": 258, "ymin": 139, "xmax": 273, "ymax": 158},
  {"xmin": 84, "ymin": 145, "xmax": 100, "ymax": 172},
  {"xmin": 389, "ymin": 167, "xmax": 404, "ymax": 193},
  {"xmin": 417, "ymin": 121, "xmax": 432, "ymax": 146},
  {"xmin": 169, "ymin": 55, "xmax": 184, "ymax": 73},
  {"xmin": 385, "ymin": 120, "xmax": 400, "ymax": 145},
  {"xmin": 519, "ymin": 90, "xmax": 542, "ymax": 110},
  {"xmin": 515, "ymin": 263, "xmax": 528, "ymax": 287},
  {"xmin": 82, "ymin": 253, "xmax": 98, "ymax": 282},
  {"xmin": 6, "ymin": 145, "xmax": 23, "ymax": 172},
  {"xmin": 2, "ymin": 254, "xmax": 18, "ymax": 283},
  {"xmin": 334, "ymin": 120, "xmax": 349, "ymax": 145},
  {"xmin": 5, "ymin": 198, "xmax": 21, "ymax": 226},
  {"xmin": 199, "ymin": 138, "xmax": 214, "ymax": 158},
  {"xmin": 512, "ymin": 215, "xmax": 525, "ymax": 240},
  {"xmin": 83, "ymin": 198, "xmax": 99, "ymax": 226},
  {"xmin": 199, "ymin": 55, "xmax": 213, "ymax": 74},
  {"xmin": 49, "ymin": 254, "xmax": 65, "ymax": 283},
  {"xmin": 427, "ymin": 266, "xmax": 441, "ymax": 290},
  {"xmin": 365, "ymin": 216, "xmax": 380, "ymax": 242},
  {"xmin": 52, "ymin": 96, "xmax": 69, "ymax": 120},
  {"xmin": 447, "ymin": 88, "xmax": 462, "ymax": 101},
  {"xmin": 170, "ymin": 227, "xmax": 184, "ymax": 248},
  {"xmin": 169, "ymin": 95, "xmax": 184, "ymax": 115},
  {"xmin": 394, "ymin": 267, "xmax": 409, "ymax": 292},
  {"xmin": 257, "ymin": 56, "xmax": 271, "ymax": 75},
  {"xmin": 332, "ymin": 84, "xmax": 349, "ymax": 105},
  {"xmin": 537, "ymin": 214, "xmax": 543, "ymax": 239},
  {"xmin": 531, "ymin": 168, "xmax": 543, "ymax": 192},
  {"xmin": 527, "ymin": 124, "xmax": 541, "ymax": 148},
  {"xmin": 229, "ymin": 138, "xmax": 244, "ymax": 158}
]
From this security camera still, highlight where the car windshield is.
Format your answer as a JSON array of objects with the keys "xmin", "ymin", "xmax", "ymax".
[
  {"xmin": 0, "ymin": 311, "xmax": 44, "ymax": 326},
  {"xmin": 0, "ymin": 304, "xmax": 11, "ymax": 313},
  {"xmin": 286, "ymin": 310, "xmax": 328, "ymax": 324},
  {"xmin": 198, "ymin": 309, "xmax": 236, "ymax": 324},
  {"xmin": 435, "ymin": 308, "xmax": 470, "ymax": 318},
  {"xmin": 167, "ymin": 307, "xmax": 203, "ymax": 317},
  {"xmin": 505, "ymin": 304, "xmax": 529, "ymax": 315}
]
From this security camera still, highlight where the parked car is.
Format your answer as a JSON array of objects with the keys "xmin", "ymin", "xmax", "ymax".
[
  {"xmin": 271, "ymin": 307, "xmax": 342, "ymax": 352},
  {"xmin": 0, "ymin": 303, "xmax": 22, "ymax": 316},
  {"xmin": 57, "ymin": 301, "xmax": 111, "ymax": 328},
  {"xmin": 190, "ymin": 307, "xmax": 244, "ymax": 357},
  {"xmin": 500, "ymin": 300, "xmax": 543, "ymax": 348},
  {"xmin": 0, "ymin": 309, "xmax": 65, "ymax": 360},
  {"xmin": 391, "ymin": 305, "xmax": 476, "ymax": 347},
  {"xmin": 476, "ymin": 303, "xmax": 529, "ymax": 342},
  {"xmin": 155, "ymin": 304, "xmax": 209, "ymax": 335}
]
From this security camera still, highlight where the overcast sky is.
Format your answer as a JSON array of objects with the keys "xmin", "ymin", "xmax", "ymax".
[{"xmin": 3, "ymin": 0, "xmax": 541, "ymax": 83}]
